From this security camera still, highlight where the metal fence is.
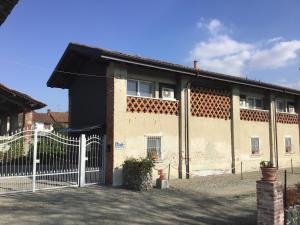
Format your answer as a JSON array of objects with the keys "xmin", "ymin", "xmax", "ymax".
[{"xmin": 0, "ymin": 129, "xmax": 106, "ymax": 195}]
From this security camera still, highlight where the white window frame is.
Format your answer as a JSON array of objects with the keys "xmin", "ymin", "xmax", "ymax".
[
  {"xmin": 287, "ymin": 102, "xmax": 295, "ymax": 114},
  {"xmin": 250, "ymin": 136, "xmax": 260, "ymax": 156},
  {"xmin": 276, "ymin": 99, "xmax": 286, "ymax": 112},
  {"xmin": 127, "ymin": 79, "xmax": 154, "ymax": 98},
  {"xmin": 145, "ymin": 135, "xmax": 163, "ymax": 161},
  {"xmin": 284, "ymin": 136, "xmax": 292, "ymax": 154},
  {"xmin": 246, "ymin": 96, "xmax": 263, "ymax": 110}
]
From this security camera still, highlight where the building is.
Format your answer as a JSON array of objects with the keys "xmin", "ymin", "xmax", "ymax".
[
  {"xmin": 19, "ymin": 110, "xmax": 69, "ymax": 132},
  {"xmin": 0, "ymin": 83, "xmax": 46, "ymax": 135},
  {"xmin": 47, "ymin": 43, "xmax": 300, "ymax": 185}
]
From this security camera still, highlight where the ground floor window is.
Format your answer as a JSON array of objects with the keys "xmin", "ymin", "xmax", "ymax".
[
  {"xmin": 251, "ymin": 137, "xmax": 260, "ymax": 155},
  {"xmin": 146, "ymin": 136, "xmax": 162, "ymax": 160},
  {"xmin": 285, "ymin": 137, "xmax": 292, "ymax": 153}
]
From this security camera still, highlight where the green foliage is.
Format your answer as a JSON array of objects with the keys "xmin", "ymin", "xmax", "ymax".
[
  {"xmin": 122, "ymin": 157, "xmax": 155, "ymax": 191},
  {"xmin": 123, "ymin": 157, "xmax": 154, "ymax": 175},
  {"xmin": 260, "ymin": 160, "xmax": 274, "ymax": 168},
  {"xmin": 52, "ymin": 122, "xmax": 67, "ymax": 132}
]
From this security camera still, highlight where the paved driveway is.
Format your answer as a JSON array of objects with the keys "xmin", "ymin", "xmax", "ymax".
[{"xmin": 0, "ymin": 169, "xmax": 298, "ymax": 225}]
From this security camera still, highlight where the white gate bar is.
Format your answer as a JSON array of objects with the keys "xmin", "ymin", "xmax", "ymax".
[
  {"xmin": 79, "ymin": 134, "xmax": 86, "ymax": 187},
  {"xmin": 102, "ymin": 135, "xmax": 107, "ymax": 184},
  {"xmin": 32, "ymin": 129, "xmax": 38, "ymax": 192}
]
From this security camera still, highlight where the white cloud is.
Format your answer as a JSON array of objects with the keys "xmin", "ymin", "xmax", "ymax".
[
  {"xmin": 190, "ymin": 19, "xmax": 300, "ymax": 76},
  {"xmin": 197, "ymin": 18, "xmax": 223, "ymax": 35},
  {"xmin": 250, "ymin": 40, "xmax": 300, "ymax": 69}
]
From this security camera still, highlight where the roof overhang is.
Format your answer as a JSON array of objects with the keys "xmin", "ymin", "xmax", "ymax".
[
  {"xmin": 0, "ymin": 83, "xmax": 46, "ymax": 115},
  {"xmin": 47, "ymin": 42, "xmax": 300, "ymax": 96},
  {"xmin": 0, "ymin": 0, "xmax": 18, "ymax": 26}
]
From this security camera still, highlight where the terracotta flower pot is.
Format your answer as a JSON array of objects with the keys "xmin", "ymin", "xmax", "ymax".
[{"xmin": 261, "ymin": 167, "xmax": 277, "ymax": 181}]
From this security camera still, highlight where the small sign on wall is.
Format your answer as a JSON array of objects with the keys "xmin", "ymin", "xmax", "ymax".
[{"xmin": 115, "ymin": 142, "xmax": 125, "ymax": 150}]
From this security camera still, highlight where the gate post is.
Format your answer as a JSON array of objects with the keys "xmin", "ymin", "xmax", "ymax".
[
  {"xmin": 102, "ymin": 135, "xmax": 107, "ymax": 184},
  {"xmin": 32, "ymin": 129, "xmax": 38, "ymax": 192},
  {"xmin": 79, "ymin": 134, "xmax": 86, "ymax": 187}
]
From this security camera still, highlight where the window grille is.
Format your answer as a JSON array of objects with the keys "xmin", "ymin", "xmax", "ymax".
[
  {"xmin": 146, "ymin": 136, "xmax": 161, "ymax": 160},
  {"xmin": 251, "ymin": 137, "xmax": 260, "ymax": 155},
  {"xmin": 285, "ymin": 137, "xmax": 292, "ymax": 153}
]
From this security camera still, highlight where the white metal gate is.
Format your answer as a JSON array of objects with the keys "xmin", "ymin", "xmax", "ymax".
[{"xmin": 0, "ymin": 129, "xmax": 106, "ymax": 195}]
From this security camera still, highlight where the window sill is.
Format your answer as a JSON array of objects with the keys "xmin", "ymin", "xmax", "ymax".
[
  {"xmin": 285, "ymin": 152, "xmax": 295, "ymax": 156},
  {"xmin": 127, "ymin": 95, "xmax": 178, "ymax": 102},
  {"xmin": 240, "ymin": 107, "xmax": 269, "ymax": 112},
  {"xmin": 250, "ymin": 154, "xmax": 262, "ymax": 158},
  {"xmin": 277, "ymin": 112, "xmax": 298, "ymax": 115}
]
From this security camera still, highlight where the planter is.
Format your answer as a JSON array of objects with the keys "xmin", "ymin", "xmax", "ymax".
[{"xmin": 261, "ymin": 167, "xmax": 277, "ymax": 181}]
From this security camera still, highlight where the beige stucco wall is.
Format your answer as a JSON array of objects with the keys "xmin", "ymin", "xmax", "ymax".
[
  {"xmin": 235, "ymin": 120, "xmax": 270, "ymax": 172},
  {"xmin": 112, "ymin": 64, "xmax": 180, "ymax": 185},
  {"xmin": 277, "ymin": 123, "xmax": 300, "ymax": 168},
  {"xmin": 189, "ymin": 117, "xmax": 232, "ymax": 175}
]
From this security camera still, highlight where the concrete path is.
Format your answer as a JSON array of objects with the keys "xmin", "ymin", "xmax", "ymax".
[{"xmin": 0, "ymin": 169, "xmax": 298, "ymax": 225}]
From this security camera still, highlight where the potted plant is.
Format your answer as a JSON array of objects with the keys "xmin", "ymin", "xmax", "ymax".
[{"xmin": 260, "ymin": 161, "xmax": 277, "ymax": 181}]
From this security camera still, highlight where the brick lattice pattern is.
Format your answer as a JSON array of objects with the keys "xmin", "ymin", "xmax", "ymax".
[
  {"xmin": 127, "ymin": 96, "xmax": 179, "ymax": 115},
  {"xmin": 240, "ymin": 109, "xmax": 269, "ymax": 122},
  {"xmin": 190, "ymin": 86, "xmax": 231, "ymax": 120},
  {"xmin": 276, "ymin": 113, "xmax": 299, "ymax": 124}
]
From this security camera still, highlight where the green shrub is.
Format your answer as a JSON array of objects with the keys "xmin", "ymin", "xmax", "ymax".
[{"xmin": 123, "ymin": 158, "xmax": 155, "ymax": 191}]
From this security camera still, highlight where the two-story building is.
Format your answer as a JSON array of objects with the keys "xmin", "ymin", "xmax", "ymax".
[{"xmin": 47, "ymin": 43, "xmax": 300, "ymax": 185}]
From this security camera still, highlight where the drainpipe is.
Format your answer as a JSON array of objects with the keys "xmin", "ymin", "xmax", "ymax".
[{"xmin": 185, "ymin": 82, "xmax": 191, "ymax": 179}]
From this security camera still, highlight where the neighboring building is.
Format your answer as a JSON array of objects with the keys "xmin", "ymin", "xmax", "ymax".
[
  {"xmin": 19, "ymin": 110, "xmax": 69, "ymax": 132},
  {"xmin": 47, "ymin": 43, "xmax": 300, "ymax": 185},
  {"xmin": 0, "ymin": 0, "xmax": 18, "ymax": 26},
  {"xmin": 0, "ymin": 82, "xmax": 46, "ymax": 135}
]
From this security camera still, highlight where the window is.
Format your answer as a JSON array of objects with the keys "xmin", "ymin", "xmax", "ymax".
[
  {"xmin": 240, "ymin": 95, "xmax": 246, "ymax": 107},
  {"xmin": 276, "ymin": 100, "xmax": 285, "ymax": 112},
  {"xmin": 127, "ymin": 79, "xmax": 153, "ymax": 97},
  {"xmin": 285, "ymin": 137, "xmax": 292, "ymax": 153},
  {"xmin": 146, "ymin": 136, "xmax": 161, "ymax": 160},
  {"xmin": 241, "ymin": 96, "xmax": 263, "ymax": 109},
  {"xmin": 287, "ymin": 102, "xmax": 295, "ymax": 113},
  {"xmin": 127, "ymin": 80, "xmax": 138, "ymax": 96},
  {"xmin": 251, "ymin": 137, "xmax": 260, "ymax": 155}
]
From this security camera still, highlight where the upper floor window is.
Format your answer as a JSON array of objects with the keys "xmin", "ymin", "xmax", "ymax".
[
  {"xmin": 276, "ymin": 100, "xmax": 285, "ymax": 112},
  {"xmin": 240, "ymin": 95, "xmax": 263, "ymax": 110},
  {"xmin": 127, "ymin": 79, "xmax": 154, "ymax": 98},
  {"xmin": 287, "ymin": 102, "xmax": 295, "ymax": 113}
]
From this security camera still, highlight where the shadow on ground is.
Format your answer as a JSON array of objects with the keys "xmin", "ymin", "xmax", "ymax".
[{"xmin": 0, "ymin": 186, "xmax": 256, "ymax": 225}]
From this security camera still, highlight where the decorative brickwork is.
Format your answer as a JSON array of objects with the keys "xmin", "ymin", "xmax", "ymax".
[
  {"xmin": 190, "ymin": 86, "xmax": 231, "ymax": 120},
  {"xmin": 276, "ymin": 113, "xmax": 299, "ymax": 124},
  {"xmin": 257, "ymin": 180, "xmax": 284, "ymax": 225},
  {"xmin": 240, "ymin": 109, "xmax": 269, "ymax": 122},
  {"xmin": 127, "ymin": 96, "xmax": 179, "ymax": 115}
]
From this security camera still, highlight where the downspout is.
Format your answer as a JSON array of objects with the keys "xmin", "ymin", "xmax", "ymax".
[{"xmin": 185, "ymin": 82, "xmax": 191, "ymax": 179}]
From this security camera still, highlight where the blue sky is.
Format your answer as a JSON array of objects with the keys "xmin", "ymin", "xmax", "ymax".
[{"xmin": 0, "ymin": 0, "xmax": 299, "ymax": 112}]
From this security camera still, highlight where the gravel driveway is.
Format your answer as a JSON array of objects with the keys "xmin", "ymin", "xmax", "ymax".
[{"xmin": 0, "ymin": 168, "xmax": 298, "ymax": 225}]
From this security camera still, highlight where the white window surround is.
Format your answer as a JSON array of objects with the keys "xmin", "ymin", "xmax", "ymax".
[
  {"xmin": 145, "ymin": 134, "xmax": 163, "ymax": 161},
  {"xmin": 284, "ymin": 136, "xmax": 293, "ymax": 154},
  {"xmin": 240, "ymin": 95, "xmax": 264, "ymax": 110},
  {"xmin": 127, "ymin": 79, "xmax": 154, "ymax": 98},
  {"xmin": 250, "ymin": 136, "xmax": 261, "ymax": 156},
  {"xmin": 126, "ymin": 79, "xmax": 178, "ymax": 101},
  {"xmin": 276, "ymin": 99, "xmax": 296, "ymax": 114}
]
